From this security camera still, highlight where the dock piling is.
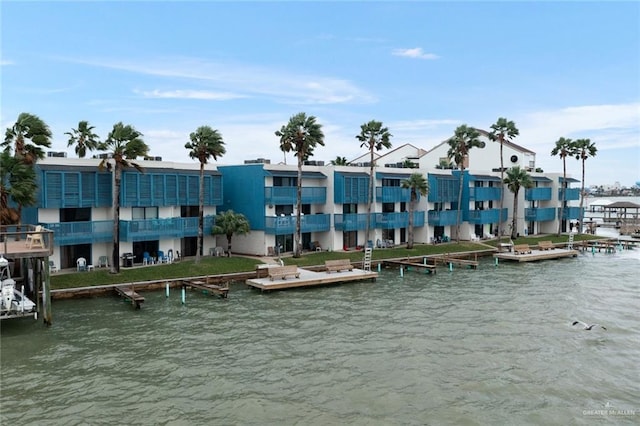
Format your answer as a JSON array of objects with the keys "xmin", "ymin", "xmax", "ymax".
[
  {"xmin": 165, "ymin": 282, "xmax": 170, "ymax": 298},
  {"xmin": 181, "ymin": 287, "xmax": 186, "ymax": 305}
]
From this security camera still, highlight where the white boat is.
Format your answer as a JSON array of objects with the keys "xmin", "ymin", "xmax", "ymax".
[
  {"xmin": 1, "ymin": 278, "xmax": 15, "ymax": 311},
  {"xmin": 11, "ymin": 286, "xmax": 36, "ymax": 313}
]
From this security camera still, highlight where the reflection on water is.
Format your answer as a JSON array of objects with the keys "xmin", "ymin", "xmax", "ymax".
[{"xmin": 2, "ymin": 249, "xmax": 639, "ymax": 425}]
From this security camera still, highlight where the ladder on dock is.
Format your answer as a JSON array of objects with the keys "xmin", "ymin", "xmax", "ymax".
[
  {"xmin": 568, "ymin": 233, "xmax": 574, "ymax": 250},
  {"xmin": 363, "ymin": 248, "xmax": 372, "ymax": 271}
]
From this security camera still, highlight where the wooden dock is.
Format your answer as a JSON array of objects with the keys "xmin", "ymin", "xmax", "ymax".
[
  {"xmin": 383, "ymin": 259, "xmax": 437, "ymax": 274},
  {"xmin": 246, "ymin": 267, "xmax": 378, "ymax": 292},
  {"xmin": 115, "ymin": 286, "xmax": 145, "ymax": 309},
  {"xmin": 183, "ymin": 279, "xmax": 229, "ymax": 299},
  {"xmin": 493, "ymin": 248, "xmax": 578, "ymax": 262},
  {"xmin": 432, "ymin": 254, "xmax": 479, "ymax": 269}
]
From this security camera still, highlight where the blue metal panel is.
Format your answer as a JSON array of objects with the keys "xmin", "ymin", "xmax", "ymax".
[
  {"xmin": 121, "ymin": 171, "xmax": 222, "ymax": 207},
  {"xmin": 119, "ymin": 216, "xmax": 215, "ymax": 242},
  {"xmin": 334, "ymin": 172, "xmax": 369, "ymax": 204},
  {"xmin": 334, "ymin": 213, "xmax": 369, "ymax": 231},
  {"xmin": 469, "ymin": 187, "xmax": 501, "ymax": 201},
  {"xmin": 219, "ymin": 165, "xmax": 267, "ymax": 230},
  {"xmin": 559, "ymin": 207, "xmax": 582, "ymax": 220},
  {"xmin": 375, "ymin": 187, "xmax": 413, "ymax": 203},
  {"xmin": 525, "ymin": 207, "xmax": 555, "ymax": 222},
  {"xmin": 558, "ymin": 188, "xmax": 580, "ymax": 201},
  {"xmin": 41, "ymin": 220, "xmax": 113, "ymax": 246},
  {"xmin": 374, "ymin": 211, "xmax": 425, "ymax": 229},
  {"xmin": 40, "ymin": 170, "xmax": 113, "ymax": 208},
  {"xmin": 466, "ymin": 208, "xmax": 507, "ymax": 224},
  {"xmin": 264, "ymin": 187, "xmax": 327, "ymax": 205},
  {"xmin": 264, "ymin": 214, "xmax": 330, "ymax": 235},
  {"xmin": 427, "ymin": 210, "xmax": 459, "ymax": 226},
  {"xmin": 427, "ymin": 174, "xmax": 459, "ymax": 202},
  {"xmin": 525, "ymin": 187, "xmax": 552, "ymax": 201}
]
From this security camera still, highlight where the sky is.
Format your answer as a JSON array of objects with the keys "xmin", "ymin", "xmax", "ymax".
[{"xmin": 2, "ymin": 1, "xmax": 639, "ymax": 188}]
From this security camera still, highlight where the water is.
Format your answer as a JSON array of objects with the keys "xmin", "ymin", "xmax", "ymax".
[{"xmin": 2, "ymin": 249, "xmax": 639, "ymax": 425}]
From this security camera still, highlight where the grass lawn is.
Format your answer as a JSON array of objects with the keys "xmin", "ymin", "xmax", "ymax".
[{"xmin": 51, "ymin": 234, "xmax": 606, "ymax": 290}]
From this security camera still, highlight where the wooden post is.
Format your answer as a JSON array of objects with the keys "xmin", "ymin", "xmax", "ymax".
[{"xmin": 42, "ymin": 258, "xmax": 52, "ymax": 325}]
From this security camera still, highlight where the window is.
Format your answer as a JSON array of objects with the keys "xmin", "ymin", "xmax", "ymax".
[{"xmin": 132, "ymin": 207, "xmax": 158, "ymax": 219}]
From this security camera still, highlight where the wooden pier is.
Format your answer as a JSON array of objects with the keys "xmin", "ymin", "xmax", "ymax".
[
  {"xmin": 183, "ymin": 278, "xmax": 229, "ymax": 299},
  {"xmin": 115, "ymin": 286, "xmax": 145, "ymax": 309},
  {"xmin": 383, "ymin": 259, "xmax": 437, "ymax": 274},
  {"xmin": 432, "ymin": 254, "xmax": 479, "ymax": 269},
  {"xmin": 246, "ymin": 266, "xmax": 377, "ymax": 292}
]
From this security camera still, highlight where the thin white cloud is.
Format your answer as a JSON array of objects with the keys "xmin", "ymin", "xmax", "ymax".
[
  {"xmin": 392, "ymin": 48, "xmax": 439, "ymax": 60},
  {"xmin": 135, "ymin": 89, "xmax": 247, "ymax": 101},
  {"xmin": 56, "ymin": 55, "xmax": 376, "ymax": 105},
  {"xmin": 1, "ymin": 60, "xmax": 15, "ymax": 66}
]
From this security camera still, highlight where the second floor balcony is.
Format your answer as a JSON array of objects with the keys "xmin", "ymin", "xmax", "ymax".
[
  {"xmin": 265, "ymin": 186, "xmax": 327, "ymax": 205},
  {"xmin": 427, "ymin": 210, "xmax": 459, "ymax": 226},
  {"xmin": 469, "ymin": 187, "xmax": 501, "ymax": 201},
  {"xmin": 41, "ymin": 220, "xmax": 113, "ymax": 246},
  {"xmin": 265, "ymin": 213, "xmax": 331, "ymax": 235},
  {"xmin": 334, "ymin": 213, "xmax": 369, "ymax": 232},
  {"xmin": 374, "ymin": 211, "xmax": 425, "ymax": 229},
  {"xmin": 559, "ymin": 207, "xmax": 582, "ymax": 220},
  {"xmin": 466, "ymin": 208, "xmax": 508, "ymax": 224},
  {"xmin": 375, "ymin": 186, "xmax": 413, "ymax": 203},
  {"xmin": 525, "ymin": 187, "xmax": 552, "ymax": 201},
  {"xmin": 558, "ymin": 188, "xmax": 581, "ymax": 201},
  {"xmin": 525, "ymin": 207, "xmax": 556, "ymax": 222}
]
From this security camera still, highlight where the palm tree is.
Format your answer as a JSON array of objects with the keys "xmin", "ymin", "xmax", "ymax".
[
  {"xmin": 66, "ymin": 120, "xmax": 100, "ymax": 158},
  {"xmin": 356, "ymin": 120, "xmax": 392, "ymax": 247},
  {"xmin": 2, "ymin": 112, "xmax": 52, "ymax": 165},
  {"xmin": 330, "ymin": 156, "xmax": 349, "ymax": 166},
  {"xmin": 185, "ymin": 126, "xmax": 226, "ymax": 263},
  {"xmin": 551, "ymin": 137, "xmax": 574, "ymax": 236},
  {"xmin": 573, "ymin": 138, "xmax": 597, "ymax": 234},
  {"xmin": 0, "ymin": 151, "xmax": 37, "ymax": 229},
  {"xmin": 401, "ymin": 173, "xmax": 429, "ymax": 249},
  {"xmin": 503, "ymin": 166, "xmax": 533, "ymax": 239},
  {"xmin": 447, "ymin": 125, "xmax": 484, "ymax": 243},
  {"xmin": 212, "ymin": 210, "xmax": 251, "ymax": 256},
  {"xmin": 489, "ymin": 117, "xmax": 519, "ymax": 241},
  {"xmin": 97, "ymin": 122, "xmax": 149, "ymax": 273},
  {"xmin": 275, "ymin": 112, "xmax": 324, "ymax": 258}
]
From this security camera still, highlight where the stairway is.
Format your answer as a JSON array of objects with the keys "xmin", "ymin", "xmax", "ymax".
[{"xmin": 363, "ymin": 247, "xmax": 372, "ymax": 271}]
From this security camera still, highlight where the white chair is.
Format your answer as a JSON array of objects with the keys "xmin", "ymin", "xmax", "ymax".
[
  {"xmin": 26, "ymin": 225, "xmax": 45, "ymax": 249},
  {"xmin": 77, "ymin": 257, "xmax": 87, "ymax": 272},
  {"xmin": 49, "ymin": 260, "xmax": 58, "ymax": 273}
]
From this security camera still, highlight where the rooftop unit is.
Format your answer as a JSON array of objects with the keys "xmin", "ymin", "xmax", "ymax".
[
  {"xmin": 244, "ymin": 158, "xmax": 271, "ymax": 164},
  {"xmin": 47, "ymin": 151, "xmax": 67, "ymax": 158}
]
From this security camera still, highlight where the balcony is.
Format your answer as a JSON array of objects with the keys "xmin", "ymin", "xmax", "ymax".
[
  {"xmin": 265, "ymin": 214, "xmax": 331, "ymax": 235},
  {"xmin": 265, "ymin": 186, "xmax": 326, "ymax": 205},
  {"xmin": 525, "ymin": 207, "xmax": 555, "ymax": 222},
  {"xmin": 334, "ymin": 213, "xmax": 370, "ymax": 231},
  {"xmin": 469, "ymin": 187, "xmax": 501, "ymax": 201},
  {"xmin": 375, "ymin": 186, "xmax": 412, "ymax": 203},
  {"xmin": 41, "ymin": 220, "xmax": 113, "ymax": 246},
  {"xmin": 558, "ymin": 188, "xmax": 580, "ymax": 201},
  {"xmin": 466, "ymin": 208, "xmax": 508, "ymax": 224},
  {"xmin": 427, "ymin": 210, "xmax": 459, "ymax": 226},
  {"xmin": 120, "ymin": 216, "xmax": 214, "ymax": 242},
  {"xmin": 559, "ymin": 207, "xmax": 582, "ymax": 220},
  {"xmin": 374, "ymin": 211, "xmax": 425, "ymax": 229},
  {"xmin": 525, "ymin": 187, "xmax": 552, "ymax": 201}
]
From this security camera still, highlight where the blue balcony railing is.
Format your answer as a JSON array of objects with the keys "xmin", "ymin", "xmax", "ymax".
[
  {"xmin": 466, "ymin": 208, "xmax": 508, "ymax": 224},
  {"xmin": 265, "ymin": 186, "xmax": 326, "ymax": 205},
  {"xmin": 334, "ymin": 213, "xmax": 370, "ymax": 231},
  {"xmin": 525, "ymin": 187, "xmax": 552, "ymax": 201},
  {"xmin": 558, "ymin": 188, "xmax": 580, "ymax": 201},
  {"xmin": 375, "ymin": 186, "xmax": 413, "ymax": 203},
  {"xmin": 469, "ymin": 187, "xmax": 501, "ymax": 201},
  {"xmin": 559, "ymin": 207, "xmax": 582, "ymax": 220},
  {"xmin": 525, "ymin": 207, "xmax": 555, "ymax": 222},
  {"xmin": 427, "ymin": 210, "xmax": 459, "ymax": 226},
  {"xmin": 41, "ymin": 220, "xmax": 113, "ymax": 246},
  {"xmin": 374, "ymin": 211, "xmax": 425, "ymax": 229},
  {"xmin": 120, "ymin": 216, "xmax": 214, "ymax": 242},
  {"xmin": 264, "ymin": 214, "xmax": 331, "ymax": 235}
]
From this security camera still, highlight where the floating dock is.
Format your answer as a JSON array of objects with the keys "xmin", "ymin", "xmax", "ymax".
[
  {"xmin": 183, "ymin": 279, "xmax": 229, "ymax": 299},
  {"xmin": 246, "ymin": 267, "xmax": 377, "ymax": 291},
  {"xmin": 115, "ymin": 286, "xmax": 145, "ymax": 309},
  {"xmin": 493, "ymin": 248, "xmax": 578, "ymax": 262}
]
